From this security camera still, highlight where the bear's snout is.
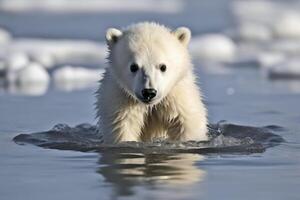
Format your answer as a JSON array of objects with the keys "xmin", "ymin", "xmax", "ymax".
[{"xmin": 141, "ymin": 88, "xmax": 157, "ymax": 102}]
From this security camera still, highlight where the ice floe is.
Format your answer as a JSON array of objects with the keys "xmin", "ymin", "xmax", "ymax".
[
  {"xmin": 7, "ymin": 81, "xmax": 49, "ymax": 96},
  {"xmin": 0, "ymin": 28, "xmax": 106, "ymax": 94},
  {"xmin": 273, "ymin": 12, "xmax": 300, "ymax": 39},
  {"xmin": 15, "ymin": 62, "xmax": 50, "ymax": 84},
  {"xmin": 9, "ymin": 39, "xmax": 107, "ymax": 67},
  {"xmin": 231, "ymin": 0, "xmax": 281, "ymax": 26},
  {"xmin": 0, "ymin": 28, "xmax": 12, "ymax": 45},
  {"xmin": 257, "ymin": 52, "xmax": 286, "ymax": 68},
  {"xmin": 5, "ymin": 52, "xmax": 29, "ymax": 71},
  {"xmin": 268, "ymin": 59, "xmax": 300, "ymax": 79},
  {"xmin": 53, "ymin": 66, "xmax": 104, "ymax": 91},
  {"xmin": 232, "ymin": 23, "xmax": 272, "ymax": 42},
  {"xmin": 190, "ymin": 34, "xmax": 237, "ymax": 63}
]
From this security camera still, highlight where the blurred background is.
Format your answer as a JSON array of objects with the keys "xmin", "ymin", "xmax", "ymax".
[
  {"xmin": 1, "ymin": 1, "xmax": 300, "ymax": 200},
  {"xmin": 1, "ymin": 0, "xmax": 300, "ymax": 95}
]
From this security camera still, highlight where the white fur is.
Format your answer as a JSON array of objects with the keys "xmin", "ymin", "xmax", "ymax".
[{"xmin": 96, "ymin": 22, "xmax": 208, "ymax": 144}]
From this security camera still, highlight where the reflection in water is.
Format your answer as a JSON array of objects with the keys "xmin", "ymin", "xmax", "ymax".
[
  {"xmin": 7, "ymin": 82, "xmax": 49, "ymax": 96},
  {"xmin": 97, "ymin": 153, "xmax": 205, "ymax": 197}
]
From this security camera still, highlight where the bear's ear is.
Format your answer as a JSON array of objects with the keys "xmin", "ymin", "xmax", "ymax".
[
  {"xmin": 106, "ymin": 28, "xmax": 123, "ymax": 45},
  {"xmin": 173, "ymin": 27, "xmax": 191, "ymax": 46}
]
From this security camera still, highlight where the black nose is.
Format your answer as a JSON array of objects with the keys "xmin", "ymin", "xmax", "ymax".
[{"xmin": 142, "ymin": 88, "xmax": 157, "ymax": 101}]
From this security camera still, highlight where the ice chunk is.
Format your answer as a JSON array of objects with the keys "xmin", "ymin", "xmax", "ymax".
[
  {"xmin": 190, "ymin": 34, "xmax": 236, "ymax": 63},
  {"xmin": 0, "ymin": 28, "xmax": 11, "ymax": 44},
  {"xmin": 257, "ymin": 52, "xmax": 285, "ymax": 68},
  {"xmin": 268, "ymin": 58, "xmax": 300, "ymax": 79},
  {"xmin": 53, "ymin": 66, "xmax": 104, "ymax": 82},
  {"xmin": 9, "ymin": 39, "xmax": 107, "ymax": 68},
  {"xmin": 273, "ymin": 12, "xmax": 300, "ymax": 39},
  {"xmin": 4, "ymin": 52, "xmax": 30, "ymax": 83},
  {"xmin": 269, "ymin": 40, "xmax": 300, "ymax": 55},
  {"xmin": 53, "ymin": 66, "xmax": 104, "ymax": 91},
  {"xmin": 235, "ymin": 23, "xmax": 272, "ymax": 42},
  {"xmin": 231, "ymin": 1, "xmax": 280, "ymax": 25},
  {"xmin": 6, "ymin": 52, "xmax": 29, "ymax": 71},
  {"xmin": 16, "ymin": 62, "xmax": 50, "ymax": 84},
  {"xmin": 29, "ymin": 52, "xmax": 55, "ymax": 69},
  {"xmin": 7, "ymin": 81, "xmax": 49, "ymax": 96}
]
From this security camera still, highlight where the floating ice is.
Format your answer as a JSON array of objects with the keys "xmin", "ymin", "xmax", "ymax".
[
  {"xmin": 0, "ymin": 28, "xmax": 11, "ymax": 45},
  {"xmin": 7, "ymin": 81, "xmax": 49, "ymax": 96},
  {"xmin": 191, "ymin": 34, "xmax": 236, "ymax": 63},
  {"xmin": 273, "ymin": 12, "xmax": 300, "ymax": 39},
  {"xmin": 53, "ymin": 66, "xmax": 103, "ymax": 83},
  {"xmin": 234, "ymin": 23, "xmax": 272, "ymax": 42},
  {"xmin": 53, "ymin": 66, "xmax": 104, "ymax": 91},
  {"xmin": 29, "ymin": 52, "xmax": 54, "ymax": 69},
  {"xmin": 269, "ymin": 40, "xmax": 300, "ymax": 55},
  {"xmin": 257, "ymin": 52, "xmax": 286, "ymax": 68},
  {"xmin": 9, "ymin": 39, "xmax": 107, "ymax": 68},
  {"xmin": 13, "ymin": 122, "xmax": 284, "ymax": 154},
  {"xmin": 231, "ymin": 0, "xmax": 280, "ymax": 25},
  {"xmin": 15, "ymin": 62, "xmax": 50, "ymax": 84},
  {"xmin": 6, "ymin": 52, "xmax": 29, "ymax": 71},
  {"xmin": 268, "ymin": 58, "xmax": 300, "ymax": 79}
]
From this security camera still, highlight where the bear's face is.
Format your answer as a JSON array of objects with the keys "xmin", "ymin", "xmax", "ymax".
[{"xmin": 106, "ymin": 23, "xmax": 192, "ymax": 105}]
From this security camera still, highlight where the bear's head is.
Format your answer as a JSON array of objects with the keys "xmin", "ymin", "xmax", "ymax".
[{"xmin": 106, "ymin": 22, "xmax": 192, "ymax": 105}]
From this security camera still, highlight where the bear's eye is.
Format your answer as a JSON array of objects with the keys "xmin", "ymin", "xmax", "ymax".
[
  {"xmin": 130, "ymin": 63, "xmax": 139, "ymax": 73},
  {"xmin": 159, "ymin": 64, "xmax": 167, "ymax": 72}
]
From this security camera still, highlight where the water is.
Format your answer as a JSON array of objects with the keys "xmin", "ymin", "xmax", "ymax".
[
  {"xmin": 1, "ymin": 1, "xmax": 300, "ymax": 200},
  {"xmin": 12, "ymin": 122, "xmax": 284, "ymax": 154},
  {"xmin": 1, "ymin": 67, "xmax": 300, "ymax": 200}
]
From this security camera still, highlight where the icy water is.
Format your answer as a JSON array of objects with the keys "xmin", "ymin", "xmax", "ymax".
[
  {"xmin": 1, "ymin": 68, "xmax": 300, "ymax": 200},
  {"xmin": 1, "ymin": 0, "xmax": 300, "ymax": 199}
]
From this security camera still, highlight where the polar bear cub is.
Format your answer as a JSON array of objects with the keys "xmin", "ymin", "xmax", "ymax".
[{"xmin": 96, "ymin": 22, "xmax": 208, "ymax": 144}]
